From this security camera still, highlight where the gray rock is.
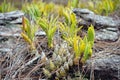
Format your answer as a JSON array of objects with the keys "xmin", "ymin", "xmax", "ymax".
[
  {"xmin": 85, "ymin": 53, "xmax": 120, "ymax": 80},
  {"xmin": 73, "ymin": 8, "xmax": 120, "ymax": 41},
  {"xmin": 73, "ymin": 8, "xmax": 94, "ymax": 15},
  {"xmin": 36, "ymin": 31, "xmax": 46, "ymax": 36},
  {"xmin": 73, "ymin": 8, "xmax": 120, "ymax": 29},
  {"xmin": 10, "ymin": 17, "xmax": 22, "ymax": 24},
  {"xmin": 95, "ymin": 28, "xmax": 119, "ymax": 41},
  {"xmin": 0, "ymin": 11, "xmax": 24, "ymax": 25},
  {"xmin": 4, "ymin": 11, "xmax": 24, "ymax": 20},
  {"xmin": 0, "ymin": 13, "xmax": 4, "ymax": 19}
]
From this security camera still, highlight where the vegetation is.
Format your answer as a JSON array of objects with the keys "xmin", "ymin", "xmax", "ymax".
[
  {"xmin": 78, "ymin": 0, "xmax": 120, "ymax": 15},
  {"xmin": 1, "ymin": 0, "xmax": 120, "ymax": 80},
  {"xmin": 38, "ymin": 16, "xmax": 58, "ymax": 48},
  {"xmin": 59, "ymin": 11, "xmax": 94, "ymax": 64},
  {"xmin": 21, "ymin": 17, "xmax": 38, "ymax": 50},
  {"xmin": 22, "ymin": 3, "xmax": 42, "ymax": 21},
  {"xmin": 0, "ymin": 0, "xmax": 15, "ymax": 12},
  {"xmin": 21, "ymin": 1, "xmax": 95, "ymax": 79}
]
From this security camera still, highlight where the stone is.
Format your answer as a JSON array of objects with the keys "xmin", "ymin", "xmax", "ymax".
[
  {"xmin": 0, "ymin": 13, "xmax": 4, "ymax": 19},
  {"xmin": 95, "ymin": 28, "xmax": 119, "ymax": 41},
  {"xmin": 73, "ymin": 8, "xmax": 120, "ymax": 29},
  {"xmin": 73, "ymin": 8, "xmax": 94, "ymax": 15},
  {"xmin": 73, "ymin": 8, "xmax": 120, "ymax": 41},
  {"xmin": 84, "ymin": 53, "xmax": 120, "ymax": 80},
  {"xmin": 0, "ymin": 11, "xmax": 24, "ymax": 25}
]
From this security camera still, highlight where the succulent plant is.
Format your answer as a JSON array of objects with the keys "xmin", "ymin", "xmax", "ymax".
[{"xmin": 42, "ymin": 43, "xmax": 74, "ymax": 79}]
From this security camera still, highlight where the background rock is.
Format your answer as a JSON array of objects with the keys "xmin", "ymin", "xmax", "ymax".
[
  {"xmin": 73, "ymin": 8, "xmax": 120, "ymax": 80},
  {"xmin": 73, "ymin": 8, "xmax": 120, "ymax": 29},
  {"xmin": 73, "ymin": 8, "xmax": 120, "ymax": 41},
  {"xmin": 0, "ymin": 11, "xmax": 24, "ymax": 25}
]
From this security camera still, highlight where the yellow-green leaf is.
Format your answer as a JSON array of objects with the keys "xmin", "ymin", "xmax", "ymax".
[
  {"xmin": 87, "ymin": 25, "xmax": 95, "ymax": 46},
  {"xmin": 21, "ymin": 32, "xmax": 32, "ymax": 45},
  {"xmin": 81, "ymin": 43, "xmax": 91, "ymax": 63}
]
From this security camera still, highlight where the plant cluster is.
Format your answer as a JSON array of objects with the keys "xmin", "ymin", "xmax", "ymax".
[
  {"xmin": 78, "ymin": 0, "xmax": 120, "ymax": 16},
  {"xmin": 20, "ymin": 1, "xmax": 95, "ymax": 79},
  {"xmin": 21, "ymin": 17, "xmax": 38, "ymax": 53},
  {"xmin": 0, "ymin": 0, "xmax": 15, "ymax": 12},
  {"xmin": 22, "ymin": 3, "xmax": 42, "ymax": 21},
  {"xmin": 59, "ymin": 10, "xmax": 95, "ymax": 64},
  {"xmin": 1, "ymin": 0, "xmax": 120, "ymax": 79},
  {"xmin": 67, "ymin": 0, "xmax": 79, "ymax": 8},
  {"xmin": 0, "ymin": 0, "xmax": 95, "ymax": 79},
  {"xmin": 42, "ymin": 43, "xmax": 74, "ymax": 79},
  {"xmin": 37, "ymin": 16, "xmax": 58, "ymax": 48},
  {"xmin": 22, "ymin": 1, "xmax": 58, "ymax": 20}
]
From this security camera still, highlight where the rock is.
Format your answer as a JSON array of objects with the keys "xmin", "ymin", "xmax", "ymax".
[
  {"xmin": 73, "ymin": 8, "xmax": 120, "ymax": 41},
  {"xmin": 0, "ymin": 11, "xmax": 24, "ymax": 25},
  {"xmin": 36, "ymin": 31, "xmax": 46, "ymax": 36},
  {"xmin": 73, "ymin": 8, "xmax": 94, "ymax": 15},
  {"xmin": 84, "ymin": 53, "xmax": 120, "ymax": 80},
  {"xmin": 73, "ymin": 8, "xmax": 120, "ymax": 29},
  {"xmin": 95, "ymin": 28, "xmax": 119, "ymax": 41},
  {"xmin": 10, "ymin": 17, "xmax": 23, "ymax": 24},
  {"xmin": 0, "ymin": 13, "xmax": 4, "ymax": 19},
  {"xmin": 0, "ymin": 20, "xmax": 4, "ymax": 25}
]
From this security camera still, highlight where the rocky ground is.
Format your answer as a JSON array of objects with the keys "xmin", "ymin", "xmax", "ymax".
[{"xmin": 0, "ymin": 9, "xmax": 120, "ymax": 80}]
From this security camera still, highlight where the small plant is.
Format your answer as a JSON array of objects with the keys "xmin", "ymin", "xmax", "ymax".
[
  {"xmin": 38, "ymin": 16, "xmax": 57, "ymax": 48},
  {"xmin": 59, "ymin": 9, "xmax": 95, "ymax": 64},
  {"xmin": 21, "ymin": 17, "xmax": 38, "ymax": 51},
  {"xmin": 65, "ymin": 25, "xmax": 95, "ymax": 64},
  {"xmin": 94, "ymin": 0, "xmax": 116, "ymax": 15},
  {"xmin": 68, "ymin": 0, "xmax": 79, "ymax": 8},
  {"xmin": 22, "ymin": 1, "xmax": 57, "ymax": 20},
  {"xmin": 59, "ymin": 10, "xmax": 81, "ymax": 40},
  {"xmin": 78, "ymin": 0, "xmax": 119, "ymax": 16},
  {"xmin": 87, "ymin": 25, "xmax": 95, "ymax": 46},
  {"xmin": 42, "ymin": 43, "xmax": 74, "ymax": 79},
  {"xmin": 0, "ymin": 0, "xmax": 15, "ymax": 12},
  {"xmin": 22, "ymin": 3, "xmax": 42, "ymax": 21},
  {"xmin": 43, "ymin": 2, "xmax": 55, "ymax": 16}
]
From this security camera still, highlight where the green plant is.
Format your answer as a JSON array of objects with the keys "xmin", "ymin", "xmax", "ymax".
[
  {"xmin": 37, "ymin": 15, "xmax": 57, "ymax": 48},
  {"xmin": 68, "ymin": 0, "xmax": 79, "ymax": 8},
  {"xmin": 0, "ymin": 0, "xmax": 15, "ymax": 12},
  {"xmin": 21, "ymin": 17, "xmax": 38, "ymax": 51},
  {"xmin": 42, "ymin": 43, "xmax": 74, "ymax": 79},
  {"xmin": 87, "ymin": 25, "xmax": 95, "ymax": 46},
  {"xmin": 94, "ymin": 0, "xmax": 116, "ymax": 15},
  {"xmin": 22, "ymin": 1, "xmax": 57, "ymax": 20},
  {"xmin": 59, "ymin": 10, "xmax": 81, "ymax": 40},
  {"xmin": 22, "ymin": 3, "xmax": 42, "ymax": 21},
  {"xmin": 78, "ymin": 0, "xmax": 119, "ymax": 16},
  {"xmin": 59, "ymin": 9, "xmax": 95, "ymax": 64},
  {"xmin": 65, "ymin": 26, "xmax": 95, "ymax": 64},
  {"xmin": 43, "ymin": 2, "xmax": 55, "ymax": 16}
]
